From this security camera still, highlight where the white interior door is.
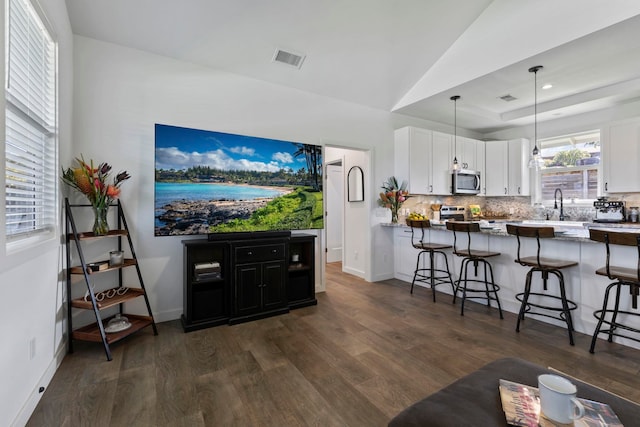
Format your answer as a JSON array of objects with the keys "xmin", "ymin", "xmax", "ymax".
[{"xmin": 326, "ymin": 163, "xmax": 343, "ymax": 263}]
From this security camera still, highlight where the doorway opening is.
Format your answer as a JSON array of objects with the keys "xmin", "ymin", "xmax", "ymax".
[{"xmin": 324, "ymin": 146, "xmax": 371, "ymax": 280}]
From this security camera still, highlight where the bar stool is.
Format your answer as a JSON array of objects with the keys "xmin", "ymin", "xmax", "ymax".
[
  {"xmin": 506, "ymin": 224, "xmax": 578, "ymax": 345},
  {"xmin": 406, "ymin": 219, "xmax": 455, "ymax": 302},
  {"xmin": 588, "ymin": 228, "xmax": 640, "ymax": 353},
  {"xmin": 446, "ymin": 221, "xmax": 503, "ymax": 318}
]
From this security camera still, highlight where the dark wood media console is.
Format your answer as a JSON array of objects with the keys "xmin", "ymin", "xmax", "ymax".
[{"xmin": 181, "ymin": 231, "xmax": 317, "ymax": 332}]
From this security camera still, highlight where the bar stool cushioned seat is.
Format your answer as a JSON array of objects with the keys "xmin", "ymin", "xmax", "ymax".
[
  {"xmin": 406, "ymin": 219, "xmax": 455, "ymax": 302},
  {"xmin": 588, "ymin": 228, "xmax": 640, "ymax": 353},
  {"xmin": 446, "ymin": 221, "xmax": 503, "ymax": 318},
  {"xmin": 506, "ymin": 224, "xmax": 578, "ymax": 345}
]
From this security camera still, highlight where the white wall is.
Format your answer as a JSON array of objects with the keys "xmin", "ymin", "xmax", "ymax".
[
  {"xmin": 72, "ymin": 35, "xmax": 432, "ymax": 322},
  {"xmin": 0, "ymin": 0, "xmax": 74, "ymax": 425}
]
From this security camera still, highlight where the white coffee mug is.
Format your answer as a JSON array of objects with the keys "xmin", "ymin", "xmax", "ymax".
[{"xmin": 538, "ymin": 374, "xmax": 585, "ymax": 424}]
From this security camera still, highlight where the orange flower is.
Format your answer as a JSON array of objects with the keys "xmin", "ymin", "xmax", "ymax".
[{"xmin": 106, "ymin": 185, "xmax": 120, "ymax": 198}]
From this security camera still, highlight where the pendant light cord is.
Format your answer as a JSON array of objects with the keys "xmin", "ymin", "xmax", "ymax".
[
  {"xmin": 450, "ymin": 95, "xmax": 460, "ymax": 170},
  {"xmin": 529, "ymin": 66, "xmax": 543, "ymax": 156}
]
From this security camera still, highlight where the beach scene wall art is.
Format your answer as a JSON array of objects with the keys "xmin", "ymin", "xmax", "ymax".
[{"xmin": 154, "ymin": 124, "xmax": 324, "ymax": 236}]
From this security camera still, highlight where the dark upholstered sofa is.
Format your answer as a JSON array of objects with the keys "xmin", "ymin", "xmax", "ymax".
[{"xmin": 388, "ymin": 357, "xmax": 640, "ymax": 427}]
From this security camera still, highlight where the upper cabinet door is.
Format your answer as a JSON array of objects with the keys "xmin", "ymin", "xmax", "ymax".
[
  {"xmin": 431, "ymin": 131, "xmax": 452, "ymax": 195},
  {"xmin": 602, "ymin": 119, "xmax": 640, "ymax": 193},
  {"xmin": 484, "ymin": 140, "xmax": 509, "ymax": 196},
  {"xmin": 508, "ymin": 138, "xmax": 530, "ymax": 196},
  {"xmin": 455, "ymin": 136, "xmax": 477, "ymax": 170},
  {"xmin": 408, "ymin": 128, "xmax": 432, "ymax": 194},
  {"xmin": 475, "ymin": 140, "xmax": 486, "ymax": 195},
  {"xmin": 394, "ymin": 126, "xmax": 431, "ymax": 194}
]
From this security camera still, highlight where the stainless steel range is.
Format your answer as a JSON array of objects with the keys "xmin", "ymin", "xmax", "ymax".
[
  {"xmin": 593, "ymin": 200, "xmax": 625, "ymax": 223},
  {"xmin": 440, "ymin": 205, "xmax": 466, "ymax": 221}
]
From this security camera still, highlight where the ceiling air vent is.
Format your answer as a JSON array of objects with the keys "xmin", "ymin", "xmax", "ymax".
[
  {"xmin": 499, "ymin": 94, "xmax": 517, "ymax": 102},
  {"xmin": 272, "ymin": 48, "xmax": 306, "ymax": 69}
]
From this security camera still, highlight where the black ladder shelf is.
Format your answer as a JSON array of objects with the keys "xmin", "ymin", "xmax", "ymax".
[{"xmin": 65, "ymin": 198, "xmax": 158, "ymax": 361}]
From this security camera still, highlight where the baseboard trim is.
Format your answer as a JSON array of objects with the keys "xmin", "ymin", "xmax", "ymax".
[
  {"xmin": 342, "ymin": 266, "xmax": 364, "ymax": 278},
  {"xmin": 12, "ymin": 343, "xmax": 66, "ymax": 427}
]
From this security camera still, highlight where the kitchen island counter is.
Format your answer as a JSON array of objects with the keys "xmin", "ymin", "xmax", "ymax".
[{"xmin": 385, "ymin": 220, "xmax": 640, "ymax": 351}]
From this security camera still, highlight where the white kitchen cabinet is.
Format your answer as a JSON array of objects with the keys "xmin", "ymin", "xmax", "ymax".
[
  {"xmin": 475, "ymin": 140, "xmax": 486, "ymax": 195},
  {"xmin": 484, "ymin": 140, "xmax": 509, "ymax": 196},
  {"xmin": 394, "ymin": 227, "xmax": 421, "ymax": 283},
  {"xmin": 484, "ymin": 139, "xmax": 530, "ymax": 196},
  {"xmin": 602, "ymin": 119, "xmax": 640, "ymax": 193},
  {"xmin": 431, "ymin": 131, "xmax": 453, "ymax": 194},
  {"xmin": 508, "ymin": 138, "xmax": 530, "ymax": 196},
  {"xmin": 394, "ymin": 126, "xmax": 451, "ymax": 195},
  {"xmin": 455, "ymin": 136, "xmax": 478, "ymax": 170}
]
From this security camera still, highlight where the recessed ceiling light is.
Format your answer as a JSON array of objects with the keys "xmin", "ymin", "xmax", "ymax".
[{"xmin": 542, "ymin": 84, "xmax": 553, "ymax": 90}]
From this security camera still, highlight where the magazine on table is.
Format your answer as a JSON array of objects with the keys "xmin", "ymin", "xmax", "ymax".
[{"xmin": 499, "ymin": 379, "xmax": 624, "ymax": 427}]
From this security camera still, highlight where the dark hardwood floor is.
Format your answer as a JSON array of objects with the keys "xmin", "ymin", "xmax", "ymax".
[{"xmin": 28, "ymin": 262, "xmax": 640, "ymax": 426}]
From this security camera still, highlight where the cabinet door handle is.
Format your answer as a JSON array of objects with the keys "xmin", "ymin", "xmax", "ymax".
[
  {"xmin": 247, "ymin": 251, "xmax": 253, "ymax": 255},
  {"xmin": 518, "ymin": 186, "xmax": 521, "ymax": 194},
  {"xmin": 429, "ymin": 185, "xmax": 433, "ymax": 193},
  {"xmin": 605, "ymin": 182, "xmax": 608, "ymax": 191},
  {"xmin": 271, "ymin": 249, "xmax": 277, "ymax": 253},
  {"xmin": 504, "ymin": 187, "xmax": 507, "ymax": 195}
]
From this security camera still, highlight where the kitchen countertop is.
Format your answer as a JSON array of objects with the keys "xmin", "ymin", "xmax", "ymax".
[{"xmin": 382, "ymin": 219, "xmax": 640, "ymax": 243}]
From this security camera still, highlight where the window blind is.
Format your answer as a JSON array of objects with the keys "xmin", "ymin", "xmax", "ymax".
[{"xmin": 5, "ymin": 0, "xmax": 57, "ymax": 239}]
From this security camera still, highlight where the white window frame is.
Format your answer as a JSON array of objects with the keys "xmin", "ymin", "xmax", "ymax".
[
  {"xmin": 3, "ymin": 0, "xmax": 58, "ymax": 255},
  {"xmin": 533, "ymin": 130, "xmax": 600, "ymax": 208}
]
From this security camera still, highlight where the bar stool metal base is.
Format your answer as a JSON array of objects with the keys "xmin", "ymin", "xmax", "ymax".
[
  {"xmin": 453, "ymin": 257, "xmax": 503, "ymax": 318},
  {"xmin": 410, "ymin": 249, "xmax": 455, "ymax": 302},
  {"xmin": 590, "ymin": 281, "xmax": 640, "ymax": 353},
  {"xmin": 515, "ymin": 268, "xmax": 577, "ymax": 345}
]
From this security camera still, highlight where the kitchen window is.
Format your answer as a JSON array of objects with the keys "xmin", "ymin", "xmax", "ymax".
[
  {"xmin": 4, "ymin": 0, "xmax": 58, "ymax": 246},
  {"xmin": 536, "ymin": 130, "xmax": 600, "ymax": 204}
]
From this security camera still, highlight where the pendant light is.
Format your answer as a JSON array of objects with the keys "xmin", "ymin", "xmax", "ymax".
[
  {"xmin": 528, "ymin": 65, "xmax": 544, "ymax": 169},
  {"xmin": 450, "ymin": 95, "xmax": 461, "ymax": 172}
]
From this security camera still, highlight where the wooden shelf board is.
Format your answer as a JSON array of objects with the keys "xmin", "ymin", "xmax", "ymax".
[
  {"xmin": 70, "ymin": 258, "xmax": 137, "ymax": 275},
  {"xmin": 68, "ymin": 229, "xmax": 128, "ymax": 240},
  {"xmin": 72, "ymin": 314, "xmax": 153, "ymax": 343},
  {"xmin": 70, "ymin": 287, "xmax": 145, "ymax": 310}
]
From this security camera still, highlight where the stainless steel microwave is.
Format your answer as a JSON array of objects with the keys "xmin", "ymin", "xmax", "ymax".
[{"xmin": 452, "ymin": 170, "xmax": 481, "ymax": 195}]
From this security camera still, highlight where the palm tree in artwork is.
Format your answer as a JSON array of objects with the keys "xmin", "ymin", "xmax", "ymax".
[{"xmin": 293, "ymin": 143, "xmax": 322, "ymax": 190}]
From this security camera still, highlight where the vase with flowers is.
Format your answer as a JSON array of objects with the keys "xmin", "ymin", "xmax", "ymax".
[
  {"xmin": 62, "ymin": 156, "xmax": 131, "ymax": 235},
  {"xmin": 377, "ymin": 176, "xmax": 409, "ymax": 223}
]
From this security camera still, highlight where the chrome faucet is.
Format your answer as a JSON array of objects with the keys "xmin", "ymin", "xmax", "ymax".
[{"xmin": 554, "ymin": 188, "xmax": 565, "ymax": 221}]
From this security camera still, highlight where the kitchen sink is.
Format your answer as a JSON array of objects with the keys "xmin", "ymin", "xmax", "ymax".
[{"xmin": 521, "ymin": 220, "xmax": 587, "ymax": 229}]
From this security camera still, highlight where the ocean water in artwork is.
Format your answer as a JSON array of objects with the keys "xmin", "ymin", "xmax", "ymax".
[{"xmin": 155, "ymin": 182, "xmax": 286, "ymax": 207}]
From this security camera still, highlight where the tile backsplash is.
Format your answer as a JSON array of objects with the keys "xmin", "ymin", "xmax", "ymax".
[{"xmin": 397, "ymin": 194, "xmax": 640, "ymax": 222}]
